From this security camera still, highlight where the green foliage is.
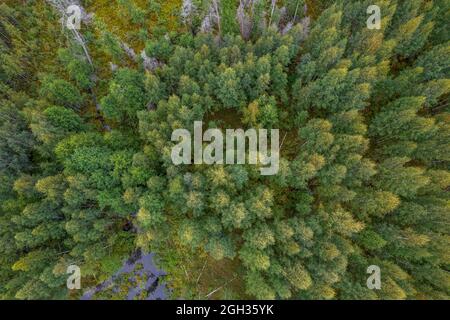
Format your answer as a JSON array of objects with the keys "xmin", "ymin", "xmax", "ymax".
[
  {"xmin": 101, "ymin": 68, "xmax": 148, "ymax": 123},
  {"xmin": 39, "ymin": 75, "xmax": 83, "ymax": 110},
  {"xmin": 0, "ymin": 0, "xmax": 448, "ymax": 301}
]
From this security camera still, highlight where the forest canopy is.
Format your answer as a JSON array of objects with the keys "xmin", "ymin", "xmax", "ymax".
[{"xmin": 0, "ymin": 0, "xmax": 449, "ymax": 300}]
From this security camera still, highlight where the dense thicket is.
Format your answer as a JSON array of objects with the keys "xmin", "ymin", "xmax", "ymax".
[{"xmin": 0, "ymin": 0, "xmax": 448, "ymax": 300}]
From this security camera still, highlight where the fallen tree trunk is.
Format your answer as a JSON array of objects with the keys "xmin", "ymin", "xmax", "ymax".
[{"xmin": 46, "ymin": 0, "xmax": 111, "ymax": 131}]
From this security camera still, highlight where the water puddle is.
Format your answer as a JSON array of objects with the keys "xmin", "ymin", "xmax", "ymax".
[{"xmin": 81, "ymin": 250, "xmax": 168, "ymax": 300}]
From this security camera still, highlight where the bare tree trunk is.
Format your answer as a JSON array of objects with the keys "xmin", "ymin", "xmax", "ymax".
[
  {"xmin": 120, "ymin": 41, "xmax": 138, "ymax": 62},
  {"xmin": 212, "ymin": 0, "xmax": 221, "ymax": 36},
  {"xmin": 205, "ymin": 276, "xmax": 237, "ymax": 299},
  {"xmin": 237, "ymin": 0, "xmax": 254, "ymax": 40},
  {"xmin": 47, "ymin": 1, "xmax": 93, "ymax": 65},
  {"xmin": 269, "ymin": 0, "xmax": 277, "ymax": 27},
  {"xmin": 293, "ymin": 0, "xmax": 301, "ymax": 21},
  {"xmin": 69, "ymin": 27, "xmax": 93, "ymax": 66},
  {"xmin": 46, "ymin": 0, "xmax": 111, "ymax": 131}
]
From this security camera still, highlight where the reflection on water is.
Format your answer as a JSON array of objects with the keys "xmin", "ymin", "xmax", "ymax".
[{"xmin": 81, "ymin": 250, "xmax": 168, "ymax": 300}]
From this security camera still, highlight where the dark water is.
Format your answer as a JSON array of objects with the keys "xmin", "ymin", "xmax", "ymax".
[{"xmin": 81, "ymin": 250, "xmax": 168, "ymax": 300}]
